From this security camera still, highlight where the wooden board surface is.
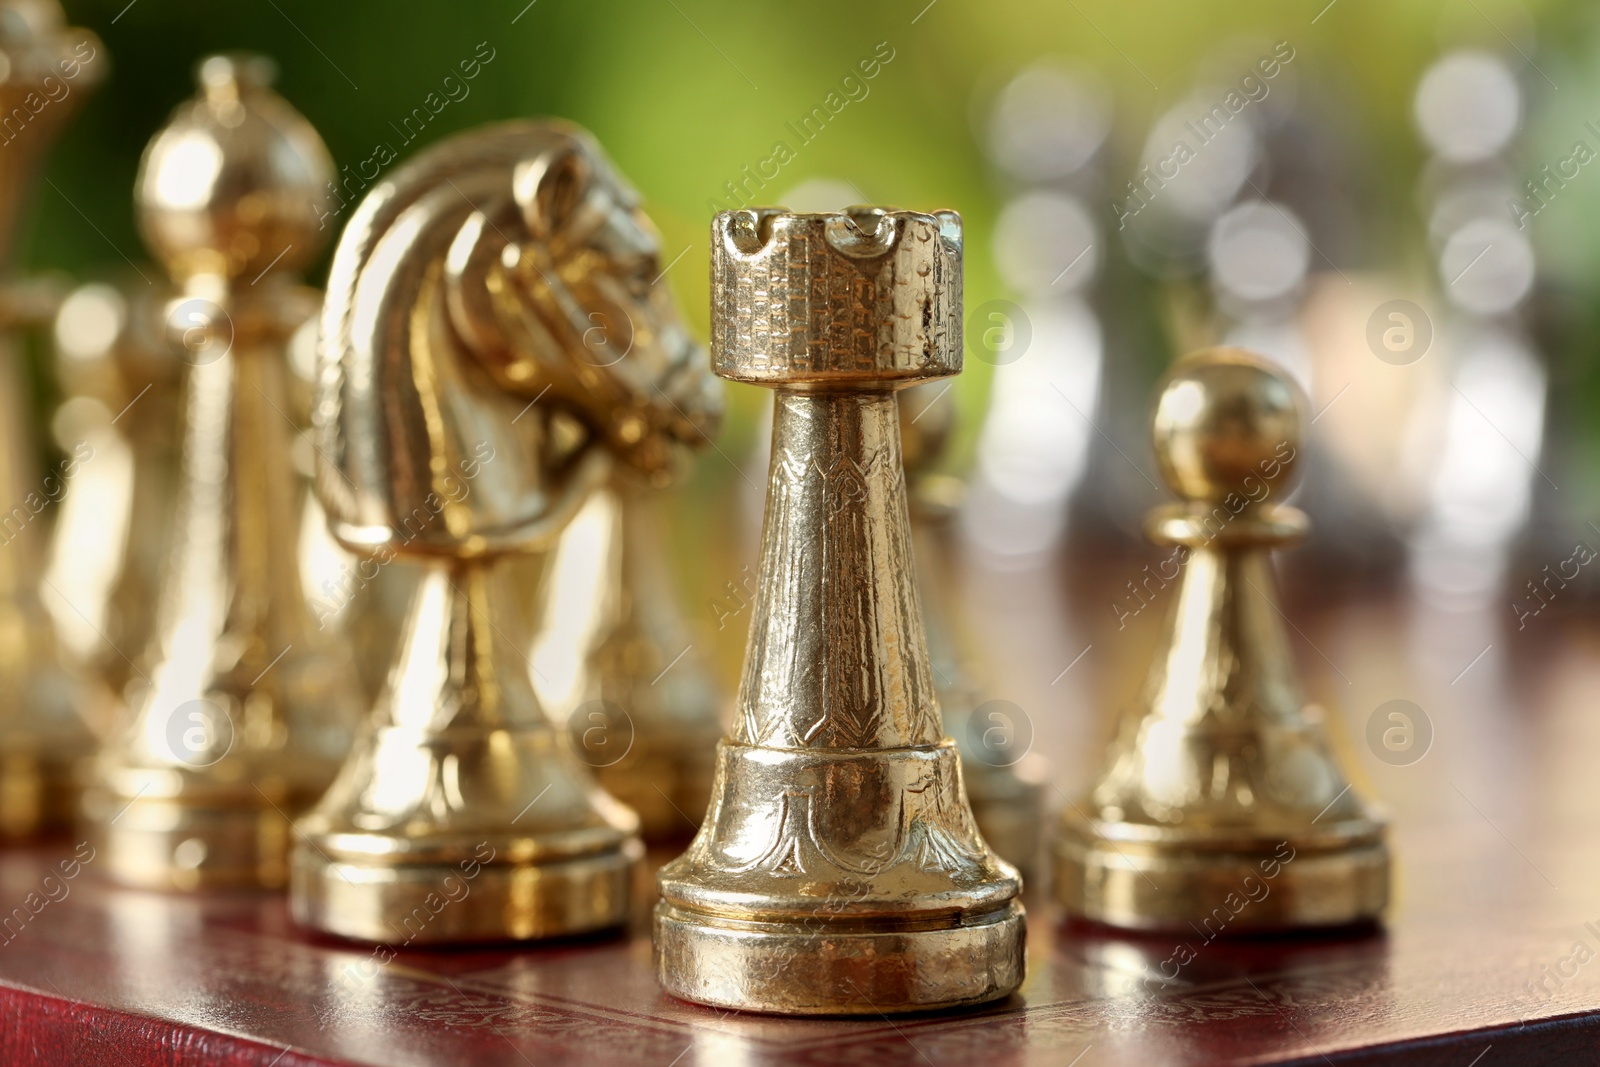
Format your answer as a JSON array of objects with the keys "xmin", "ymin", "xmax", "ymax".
[{"xmin": 4, "ymin": 574, "xmax": 1600, "ymax": 1065}]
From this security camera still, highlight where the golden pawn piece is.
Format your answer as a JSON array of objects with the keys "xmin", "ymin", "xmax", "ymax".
[
  {"xmin": 0, "ymin": 1, "xmax": 104, "ymax": 838},
  {"xmin": 83, "ymin": 55, "xmax": 363, "ymax": 889},
  {"xmin": 535, "ymin": 481, "xmax": 723, "ymax": 842},
  {"xmin": 899, "ymin": 383, "xmax": 1045, "ymax": 875},
  {"xmin": 656, "ymin": 208, "xmax": 1025, "ymax": 1015},
  {"xmin": 294, "ymin": 120, "xmax": 719, "ymax": 943},
  {"xmin": 1054, "ymin": 347, "xmax": 1389, "ymax": 930}
]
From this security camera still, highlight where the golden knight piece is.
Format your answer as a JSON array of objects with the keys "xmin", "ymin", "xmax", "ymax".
[
  {"xmin": 898, "ymin": 382, "xmax": 1045, "ymax": 875},
  {"xmin": 294, "ymin": 119, "xmax": 720, "ymax": 943},
  {"xmin": 655, "ymin": 207, "xmax": 1025, "ymax": 1015},
  {"xmin": 0, "ymin": 0, "xmax": 104, "ymax": 838},
  {"xmin": 1054, "ymin": 347, "xmax": 1390, "ymax": 930},
  {"xmin": 82, "ymin": 54, "xmax": 363, "ymax": 889}
]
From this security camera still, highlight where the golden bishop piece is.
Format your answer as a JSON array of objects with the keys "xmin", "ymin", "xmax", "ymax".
[
  {"xmin": 655, "ymin": 207, "xmax": 1025, "ymax": 1015},
  {"xmin": 0, "ymin": 1, "xmax": 104, "ymax": 838},
  {"xmin": 83, "ymin": 55, "xmax": 363, "ymax": 889},
  {"xmin": 898, "ymin": 383, "xmax": 1045, "ymax": 875},
  {"xmin": 293, "ymin": 119, "xmax": 720, "ymax": 943},
  {"xmin": 1054, "ymin": 347, "xmax": 1390, "ymax": 930}
]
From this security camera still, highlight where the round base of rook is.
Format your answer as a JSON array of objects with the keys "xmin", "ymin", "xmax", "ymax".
[
  {"xmin": 1053, "ymin": 820, "xmax": 1389, "ymax": 932},
  {"xmin": 653, "ymin": 900, "xmax": 1026, "ymax": 1015},
  {"xmin": 290, "ymin": 838, "xmax": 643, "ymax": 944}
]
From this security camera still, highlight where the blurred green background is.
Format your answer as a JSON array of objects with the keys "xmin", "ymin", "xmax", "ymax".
[
  {"xmin": 26, "ymin": 0, "xmax": 1600, "ymax": 465},
  {"xmin": 3, "ymin": 0, "xmax": 1590, "ymax": 686}
]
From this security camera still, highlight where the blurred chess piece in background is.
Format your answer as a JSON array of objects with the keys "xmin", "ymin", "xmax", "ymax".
[
  {"xmin": 1113, "ymin": 40, "xmax": 1426, "ymax": 586},
  {"xmin": 46, "ymin": 277, "xmax": 181, "ymax": 717},
  {"xmin": 1406, "ymin": 46, "xmax": 1546, "ymax": 613},
  {"xmin": 968, "ymin": 61, "xmax": 1120, "ymax": 565},
  {"xmin": 280, "ymin": 287, "xmax": 417, "ymax": 707},
  {"xmin": 82, "ymin": 55, "xmax": 363, "ymax": 888},
  {"xmin": 900, "ymin": 381, "xmax": 1046, "ymax": 875},
  {"xmin": 531, "ymin": 479, "xmax": 725, "ymax": 842},
  {"xmin": 0, "ymin": 0, "xmax": 104, "ymax": 839}
]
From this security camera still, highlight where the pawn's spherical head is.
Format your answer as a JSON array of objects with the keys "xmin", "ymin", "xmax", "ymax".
[
  {"xmin": 136, "ymin": 53, "xmax": 333, "ymax": 283},
  {"xmin": 1151, "ymin": 347, "xmax": 1306, "ymax": 503}
]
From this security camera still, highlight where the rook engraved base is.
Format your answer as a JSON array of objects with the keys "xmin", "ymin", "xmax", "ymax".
[
  {"xmin": 656, "ymin": 740, "xmax": 1026, "ymax": 1014},
  {"xmin": 654, "ymin": 901, "xmax": 1025, "ymax": 1015}
]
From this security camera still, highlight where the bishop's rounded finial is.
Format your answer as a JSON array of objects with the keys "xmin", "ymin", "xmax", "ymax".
[
  {"xmin": 1151, "ymin": 346, "xmax": 1306, "ymax": 504},
  {"xmin": 135, "ymin": 52, "xmax": 333, "ymax": 282}
]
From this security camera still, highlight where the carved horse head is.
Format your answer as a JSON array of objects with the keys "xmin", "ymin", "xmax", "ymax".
[{"xmin": 315, "ymin": 119, "xmax": 720, "ymax": 558}]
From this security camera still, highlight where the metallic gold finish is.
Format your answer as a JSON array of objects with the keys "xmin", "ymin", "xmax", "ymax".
[
  {"xmin": 656, "ymin": 208, "xmax": 1025, "ymax": 1015},
  {"xmin": 1054, "ymin": 347, "xmax": 1390, "ymax": 930},
  {"xmin": 535, "ymin": 481, "xmax": 723, "ymax": 841},
  {"xmin": 899, "ymin": 383, "xmax": 1045, "ymax": 875},
  {"xmin": 294, "ymin": 120, "xmax": 718, "ymax": 943},
  {"xmin": 48, "ymin": 278, "xmax": 183, "ymax": 704},
  {"xmin": 83, "ymin": 55, "xmax": 363, "ymax": 889},
  {"xmin": 0, "ymin": 1, "xmax": 104, "ymax": 839}
]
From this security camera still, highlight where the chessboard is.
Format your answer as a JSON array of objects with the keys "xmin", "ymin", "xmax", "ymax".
[{"xmin": 4, "ymin": 582, "xmax": 1599, "ymax": 1067}]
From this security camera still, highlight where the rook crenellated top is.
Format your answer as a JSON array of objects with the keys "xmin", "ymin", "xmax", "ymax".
[{"xmin": 711, "ymin": 208, "xmax": 962, "ymax": 387}]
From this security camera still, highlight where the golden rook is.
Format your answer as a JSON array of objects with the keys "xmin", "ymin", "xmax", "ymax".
[{"xmin": 655, "ymin": 207, "xmax": 1025, "ymax": 1015}]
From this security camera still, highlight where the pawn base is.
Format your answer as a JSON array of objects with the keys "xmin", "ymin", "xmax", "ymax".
[
  {"xmin": 1054, "ymin": 828, "xmax": 1389, "ymax": 932},
  {"xmin": 291, "ymin": 839, "xmax": 643, "ymax": 944},
  {"xmin": 653, "ymin": 900, "xmax": 1026, "ymax": 1015}
]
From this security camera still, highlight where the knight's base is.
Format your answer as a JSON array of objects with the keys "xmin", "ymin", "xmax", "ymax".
[
  {"xmin": 1053, "ymin": 823, "xmax": 1389, "ymax": 932},
  {"xmin": 290, "ymin": 838, "xmax": 643, "ymax": 944},
  {"xmin": 82, "ymin": 789, "xmax": 296, "ymax": 891},
  {"xmin": 653, "ymin": 900, "xmax": 1025, "ymax": 1015}
]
